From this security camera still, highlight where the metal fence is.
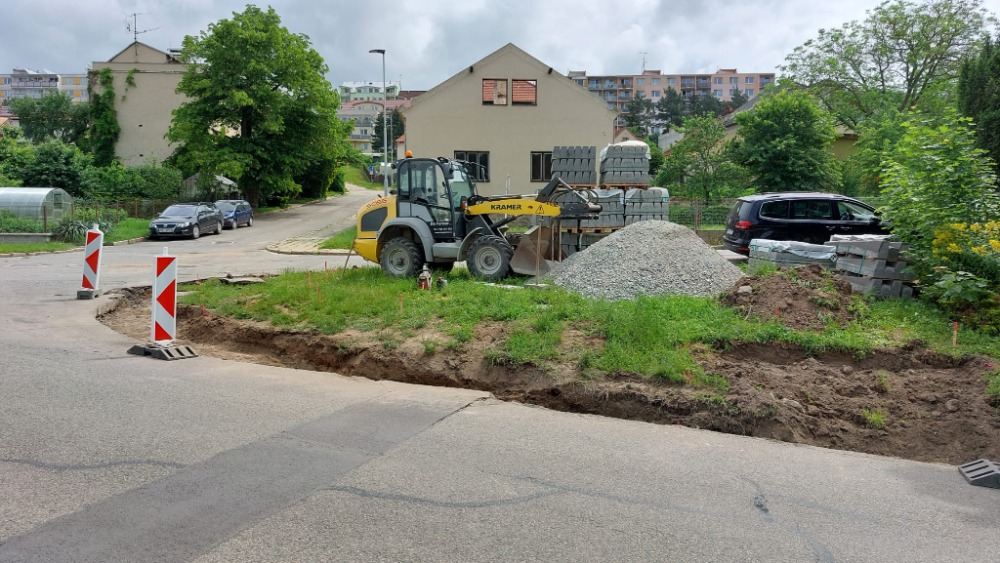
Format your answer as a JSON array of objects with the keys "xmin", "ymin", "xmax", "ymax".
[{"xmin": 0, "ymin": 199, "xmax": 179, "ymax": 233}]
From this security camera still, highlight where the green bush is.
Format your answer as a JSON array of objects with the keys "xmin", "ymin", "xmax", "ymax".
[{"xmin": 0, "ymin": 210, "xmax": 46, "ymax": 233}]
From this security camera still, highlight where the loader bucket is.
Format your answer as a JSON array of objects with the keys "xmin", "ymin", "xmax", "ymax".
[{"xmin": 510, "ymin": 225, "xmax": 561, "ymax": 277}]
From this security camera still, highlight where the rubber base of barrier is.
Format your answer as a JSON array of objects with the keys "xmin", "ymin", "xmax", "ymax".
[
  {"xmin": 127, "ymin": 343, "xmax": 198, "ymax": 361},
  {"xmin": 77, "ymin": 289, "xmax": 101, "ymax": 300},
  {"xmin": 958, "ymin": 459, "xmax": 1000, "ymax": 489}
]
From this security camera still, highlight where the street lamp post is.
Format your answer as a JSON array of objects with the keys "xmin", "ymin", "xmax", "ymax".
[{"xmin": 369, "ymin": 49, "xmax": 388, "ymax": 196}]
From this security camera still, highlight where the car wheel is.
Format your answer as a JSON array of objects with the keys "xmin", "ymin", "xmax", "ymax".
[
  {"xmin": 379, "ymin": 237, "xmax": 422, "ymax": 278},
  {"xmin": 191, "ymin": 225, "xmax": 200, "ymax": 240},
  {"xmin": 246, "ymin": 216, "xmax": 253, "ymax": 227},
  {"xmin": 215, "ymin": 221, "xmax": 223, "ymax": 235}
]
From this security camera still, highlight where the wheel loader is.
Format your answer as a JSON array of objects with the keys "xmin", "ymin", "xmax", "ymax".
[{"xmin": 352, "ymin": 156, "xmax": 601, "ymax": 281}]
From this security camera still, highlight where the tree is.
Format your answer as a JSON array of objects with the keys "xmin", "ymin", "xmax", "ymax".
[
  {"xmin": 655, "ymin": 114, "xmax": 749, "ymax": 203},
  {"xmin": 724, "ymin": 89, "xmax": 750, "ymax": 112},
  {"xmin": 9, "ymin": 92, "xmax": 90, "ymax": 145},
  {"xmin": 20, "ymin": 139, "xmax": 92, "ymax": 196},
  {"xmin": 167, "ymin": 5, "xmax": 350, "ymax": 208},
  {"xmin": 735, "ymin": 90, "xmax": 838, "ymax": 192},
  {"xmin": 655, "ymin": 88, "xmax": 686, "ymax": 129},
  {"xmin": 372, "ymin": 108, "xmax": 404, "ymax": 159},
  {"xmin": 879, "ymin": 109, "xmax": 1000, "ymax": 255},
  {"xmin": 687, "ymin": 94, "xmax": 724, "ymax": 118},
  {"xmin": 781, "ymin": 0, "xmax": 995, "ymax": 129},
  {"xmin": 958, "ymin": 35, "xmax": 1000, "ymax": 176},
  {"xmin": 622, "ymin": 91, "xmax": 654, "ymax": 134},
  {"xmin": 88, "ymin": 68, "xmax": 120, "ymax": 167}
]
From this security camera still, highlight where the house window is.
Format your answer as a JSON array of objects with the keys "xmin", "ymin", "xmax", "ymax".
[
  {"xmin": 666, "ymin": 77, "xmax": 675, "ymax": 85},
  {"xmin": 745, "ymin": 76, "xmax": 755, "ymax": 84},
  {"xmin": 530, "ymin": 152, "xmax": 553, "ymax": 182},
  {"xmin": 714, "ymin": 77, "xmax": 723, "ymax": 84},
  {"xmin": 713, "ymin": 90, "xmax": 723, "ymax": 98},
  {"xmin": 637, "ymin": 78, "xmax": 645, "ymax": 86},
  {"xmin": 512, "ymin": 79, "xmax": 537, "ymax": 105},
  {"xmin": 482, "ymin": 79, "xmax": 508, "ymax": 105},
  {"xmin": 651, "ymin": 90, "xmax": 660, "ymax": 98},
  {"xmin": 730, "ymin": 77, "xmax": 738, "ymax": 84},
  {"xmin": 455, "ymin": 150, "xmax": 490, "ymax": 182},
  {"xmin": 652, "ymin": 78, "xmax": 661, "ymax": 85},
  {"xmin": 746, "ymin": 88, "xmax": 755, "ymax": 96}
]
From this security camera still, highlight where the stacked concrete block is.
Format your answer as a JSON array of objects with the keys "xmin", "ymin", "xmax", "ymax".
[
  {"xmin": 828, "ymin": 235, "xmax": 913, "ymax": 299},
  {"xmin": 624, "ymin": 187, "xmax": 669, "ymax": 225},
  {"xmin": 551, "ymin": 146, "xmax": 597, "ymax": 185},
  {"xmin": 599, "ymin": 144, "xmax": 650, "ymax": 186}
]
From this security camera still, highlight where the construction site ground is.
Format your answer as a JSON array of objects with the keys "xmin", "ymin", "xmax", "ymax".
[{"xmin": 99, "ymin": 264, "xmax": 1000, "ymax": 467}]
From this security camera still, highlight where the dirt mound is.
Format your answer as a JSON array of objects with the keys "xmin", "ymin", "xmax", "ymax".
[
  {"xmin": 721, "ymin": 263, "xmax": 856, "ymax": 331},
  {"xmin": 99, "ymin": 283, "xmax": 1000, "ymax": 465}
]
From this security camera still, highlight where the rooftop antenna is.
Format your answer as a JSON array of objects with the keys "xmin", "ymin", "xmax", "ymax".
[
  {"xmin": 125, "ymin": 12, "xmax": 159, "ymax": 44},
  {"xmin": 640, "ymin": 51, "xmax": 648, "ymax": 73}
]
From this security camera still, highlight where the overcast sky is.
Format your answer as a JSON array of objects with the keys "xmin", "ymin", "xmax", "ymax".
[{"xmin": 7, "ymin": 0, "xmax": 1000, "ymax": 90}]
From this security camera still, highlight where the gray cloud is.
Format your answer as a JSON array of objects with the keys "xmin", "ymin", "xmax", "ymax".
[{"xmin": 6, "ymin": 0, "xmax": 1000, "ymax": 90}]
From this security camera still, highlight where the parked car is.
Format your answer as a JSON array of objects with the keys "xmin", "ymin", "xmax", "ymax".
[
  {"xmin": 722, "ymin": 192, "xmax": 887, "ymax": 254},
  {"xmin": 148, "ymin": 202, "xmax": 224, "ymax": 240},
  {"xmin": 215, "ymin": 199, "xmax": 254, "ymax": 229}
]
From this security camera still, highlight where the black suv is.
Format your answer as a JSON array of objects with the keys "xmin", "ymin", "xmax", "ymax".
[{"xmin": 722, "ymin": 192, "xmax": 887, "ymax": 254}]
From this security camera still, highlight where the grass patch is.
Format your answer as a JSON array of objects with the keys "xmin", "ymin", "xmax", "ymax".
[
  {"xmin": 177, "ymin": 267, "xmax": 1000, "ymax": 387},
  {"xmin": 105, "ymin": 218, "xmax": 152, "ymax": 242},
  {"xmin": 986, "ymin": 370, "xmax": 1000, "ymax": 405},
  {"xmin": 320, "ymin": 226, "xmax": 357, "ymax": 250},
  {"xmin": 343, "ymin": 165, "xmax": 385, "ymax": 190},
  {"xmin": 0, "ymin": 241, "xmax": 77, "ymax": 254},
  {"xmin": 861, "ymin": 407, "xmax": 888, "ymax": 430}
]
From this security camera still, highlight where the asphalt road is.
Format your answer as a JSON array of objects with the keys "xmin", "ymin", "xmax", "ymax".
[{"xmin": 1, "ymin": 189, "xmax": 998, "ymax": 562}]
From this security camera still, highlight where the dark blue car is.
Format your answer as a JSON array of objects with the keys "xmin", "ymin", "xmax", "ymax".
[{"xmin": 215, "ymin": 199, "xmax": 254, "ymax": 229}]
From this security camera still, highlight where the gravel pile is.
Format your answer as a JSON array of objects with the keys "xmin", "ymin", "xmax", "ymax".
[{"xmin": 548, "ymin": 221, "xmax": 744, "ymax": 300}]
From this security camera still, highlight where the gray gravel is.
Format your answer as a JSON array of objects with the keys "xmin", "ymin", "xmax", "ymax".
[{"xmin": 548, "ymin": 221, "xmax": 744, "ymax": 300}]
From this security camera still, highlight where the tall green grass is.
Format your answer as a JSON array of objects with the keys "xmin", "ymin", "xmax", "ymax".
[
  {"xmin": 179, "ymin": 267, "xmax": 1000, "ymax": 386},
  {"xmin": 320, "ymin": 226, "xmax": 356, "ymax": 250}
]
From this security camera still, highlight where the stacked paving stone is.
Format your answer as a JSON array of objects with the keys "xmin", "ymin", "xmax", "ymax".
[
  {"xmin": 551, "ymin": 146, "xmax": 597, "ymax": 185},
  {"xmin": 828, "ymin": 234, "xmax": 913, "ymax": 299},
  {"xmin": 553, "ymin": 187, "xmax": 670, "ymax": 256},
  {"xmin": 747, "ymin": 239, "xmax": 838, "ymax": 273},
  {"xmin": 599, "ymin": 143, "xmax": 650, "ymax": 186}
]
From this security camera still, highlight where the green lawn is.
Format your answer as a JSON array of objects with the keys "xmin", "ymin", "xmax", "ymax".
[
  {"xmin": 0, "ymin": 217, "xmax": 154, "ymax": 254},
  {"xmin": 320, "ymin": 226, "xmax": 356, "ymax": 250},
  {"xmin": 178, "ymin": 267, "xmax": 1000, "ymax": 386},
  {"xmin": 343, "ymin": 165, "xmax": 385, "ymax": 190}
]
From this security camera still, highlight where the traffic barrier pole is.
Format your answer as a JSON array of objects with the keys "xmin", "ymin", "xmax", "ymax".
[
  {"xmin": 78, "ymin": 224, "xmax": 103, "ymax": 299},
  {"xmin": 151, "ymin": 249, "xmax": 177, "ymax": 345}
]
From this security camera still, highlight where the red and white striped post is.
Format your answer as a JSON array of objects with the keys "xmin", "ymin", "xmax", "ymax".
[
  {"xmin": 151, "ymin": 249, "xmax": 178, "ymax": 345},
  {"xmin": 78, "ymin": 224, "xmax": 103, "ymax": 299}
]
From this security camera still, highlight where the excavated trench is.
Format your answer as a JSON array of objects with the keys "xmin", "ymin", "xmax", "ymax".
[{"xmin": 99, "ymin": 286, "xmax": 1000, "ymax": 465}]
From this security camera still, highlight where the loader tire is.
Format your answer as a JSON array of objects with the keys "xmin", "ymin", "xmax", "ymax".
[
  {"xmin": 380, "ymin": 237, "xmax": 422, "ymax": 278},
  {"xmin": 466, "ymin": 235, "xmax": 513, "ymax": 281}
]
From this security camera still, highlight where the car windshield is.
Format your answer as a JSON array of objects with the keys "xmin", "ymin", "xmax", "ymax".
[
  {"xmin": 160, "ymin": 205, "xmax": 196, "ymax": 217},
  {"xmin": 448, "ymin": 164, "xmax": 474, "ymax": 202},
  {"xmin": 215, "ymin": 202, "xmax": 236, "ymax": 212}
]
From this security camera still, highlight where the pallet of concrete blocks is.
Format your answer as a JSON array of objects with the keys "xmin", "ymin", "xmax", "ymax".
[
  {"xmin": 624, "ymin": 187, "xmax": 670, "ymax": 225},
  {"xmin": 599, "ymin": 141, "xmax": 650, "ymax": 187},
  {"xmin": 551, "ymin": 146, "xmax": 597, "ymax": 185},
  {"xmin": 747, "ymin": 239, "xmax": 838, "ymax": 273},
  {"xmin": 575, "ymin": 189, "xmax": 625, "ymax": 230},
  {"xmin": 827, "ymin": 234, "xmax": 914, "ymax": 299}
]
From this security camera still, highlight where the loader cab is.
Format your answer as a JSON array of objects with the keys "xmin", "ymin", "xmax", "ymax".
[{"xmin": 395, "ymin": 158, "xmax": 474, "ymax": 240}]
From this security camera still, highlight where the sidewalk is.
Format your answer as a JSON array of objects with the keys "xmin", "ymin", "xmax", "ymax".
[{"xmin": 265, "ymin": 184, "xmax": 375, "ymax": 256}]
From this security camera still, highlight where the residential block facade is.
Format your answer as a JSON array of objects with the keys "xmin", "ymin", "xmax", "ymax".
[
  {"xmin": 567, "ymin": 68, "xmax": 775, "ymax": 112},
  {"xmin": 0, "ymin": 69, "xmax": 89, "ymax": 105}
]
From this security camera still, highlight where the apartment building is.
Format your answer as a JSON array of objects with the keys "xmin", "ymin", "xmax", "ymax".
[
  {"xmin": 567, "ymin": 68, "xmax": 775, "ymax": 112},
  {"xmin": 338, "ymin": 81, "xmax": 401, "ymax": 103},
  {"xmin": 338, "ymin": 98, "xmax": 411, "ymax": 154},
  {"xmin": 0, "ymin": 69, "xmax": 90, "ymax": 105}
]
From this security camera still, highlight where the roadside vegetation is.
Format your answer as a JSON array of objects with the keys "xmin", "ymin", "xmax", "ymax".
[
  {"xmin": 320, "ymin": 226, "xmax": 356, "ymax": 250},
  {"xmin": 179, "ymin": 267, "xmax": 1000, "ymax": 388}
]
